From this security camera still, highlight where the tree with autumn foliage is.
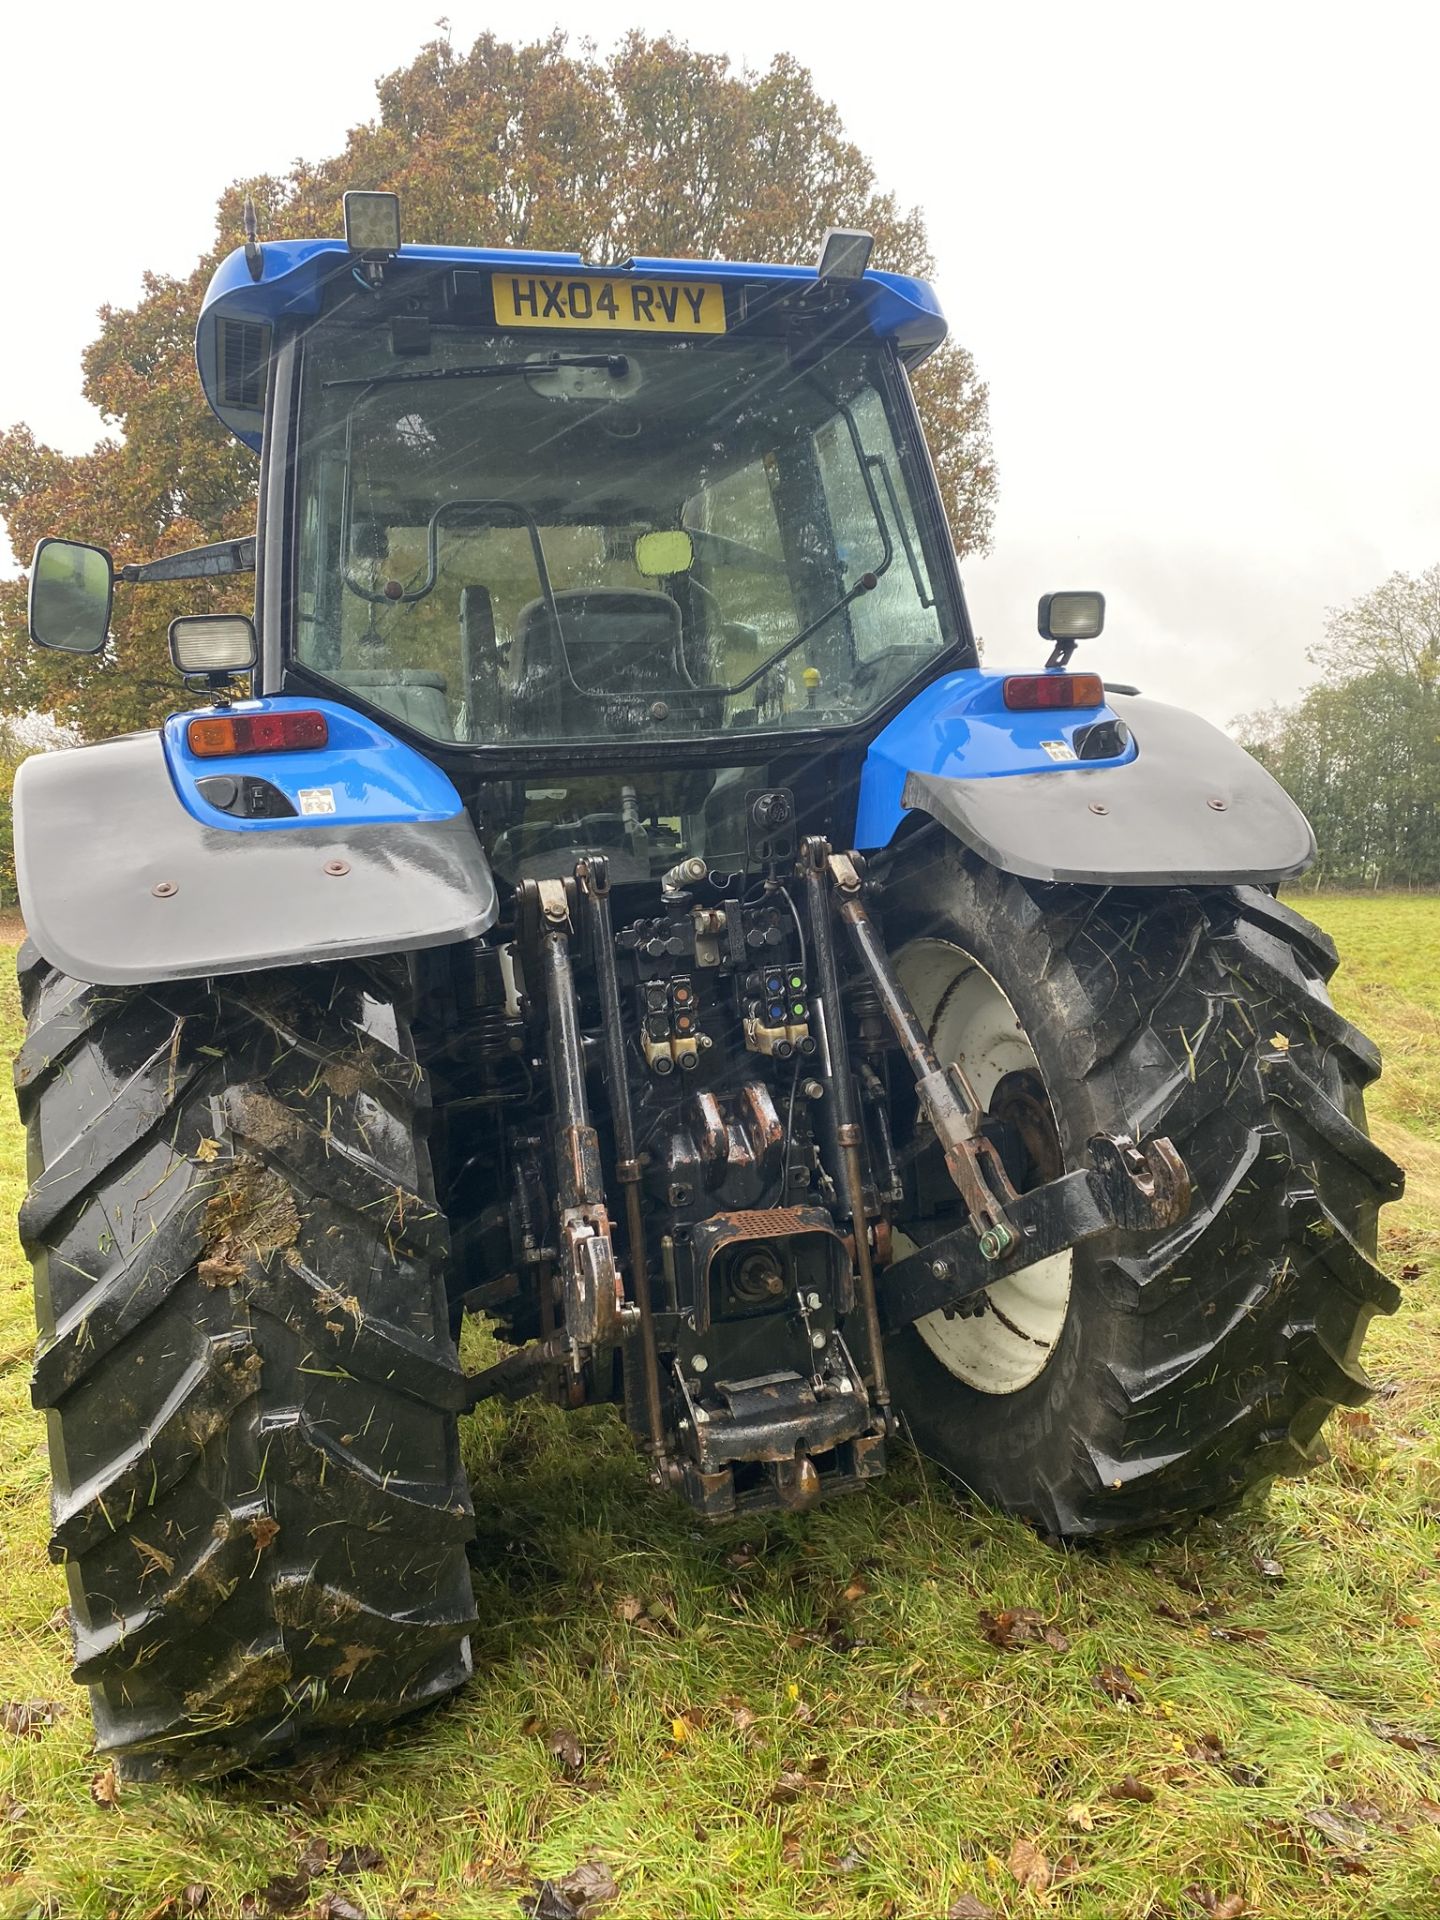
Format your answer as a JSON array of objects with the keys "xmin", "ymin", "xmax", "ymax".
[{"xmin": 0, "ymin": 28, "xmax": 995, "ymax": 743}]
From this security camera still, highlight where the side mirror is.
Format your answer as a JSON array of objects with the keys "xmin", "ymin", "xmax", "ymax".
[{"xmin": 29, "ymin": 537, "xmax": 114, "ymax": 654}]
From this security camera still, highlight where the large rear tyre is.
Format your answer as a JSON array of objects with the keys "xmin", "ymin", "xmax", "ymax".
[
  {"xmin": 16, "ymin": 947, "xmax": 477, "ymax": 1779},
  {"xmin": 881, "ymin": 850, "xmax": 1404, "ymax": 1540}
]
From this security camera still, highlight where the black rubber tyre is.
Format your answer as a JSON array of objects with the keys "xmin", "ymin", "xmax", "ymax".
[
  {"xmin": 881, "ymin": 849, "xmax": 1405, "ymax": 1540},
  {"xmin": 16, "ymin": 946, "xmax": 477, "ymax": 1779}
]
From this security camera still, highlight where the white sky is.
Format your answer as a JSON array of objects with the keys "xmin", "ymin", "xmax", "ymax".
[{"xmin": 1, "ymin": 0, "xmax": 1435, "ymax": 728}]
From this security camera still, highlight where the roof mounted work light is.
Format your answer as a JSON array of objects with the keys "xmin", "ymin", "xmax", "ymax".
[
  {"xmin": 816, "ymin": 228, "xmax": 874, "ymax": 282},
  {"xmin": 343, "ymin": 191, "xmax": 402, "ymax": 256}
]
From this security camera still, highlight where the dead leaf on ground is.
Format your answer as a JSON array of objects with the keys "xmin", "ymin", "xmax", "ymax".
[
  {"xmin": 1, "ymin": 1700, "xmax": 63, "ymax": 1738},
  {"xmin": 1254, "ymin": 1556, "xmax": 1284, "ymax": 1581},
  {"xmin": 181, "ymin": 1891, "xmax": 209, "ymax": 1913},
  {"xmin": 947, "ymin": 1897, "xmax": 998, "ymax": 1919},
  {"xmin": 1093, "ymin": 1664, "xmax": 1142, "ymax": 1704},
  {"xmin": 1184, "ymin": 1888, "xmax": 1247, "ymax": 1918},
  {"xmin": 978, "ymin": 1606, "xmax": 1070, "ymax": 1653},
  {"xmin": 316, "ymin": 1899, "xmax": 366, "ymax": 1920},
  {"xmin": 1064, "ymin": 1802, "xmax": 1094, "ymax": 1831},
  {"xmin": 89, "ymin": 1763, "xmax": 120, "ymax": 1809},
  {"xmin": 1107, "ymin": 1775, "xmax": 1155, "ymax": 1803},
  {"xmin": 1401, "ymin": 1263, "xmax": 1422, "ymax": 1281},
  {"xmin": 546, "ymin": 1726, "xmax": 584, "ymax": 1774},
  {"xmin": 334, "ymin": 1846, "xmax": 384, "ymax": 1876},
  {"xmin": 901, "ymin": 1691, "xmax": 949, "ymax": 1720},
  {"xmin": 770, "ymin": 1769, "xmax": 813, "ymax": 1805},
  {"xmin": 1303, "ymin": 1804, "xmax": 1372, "ymax": 1850},
  {"xmin": 1008, "ymin": 1836, "xmax": 1052, "ymax": 1892},
  {"xmin": 721, "ymin": 1694, "xmax": 757, "ymax": 1733},
  {"xmin": 248, "ymin": 1876, "xmax": 309, "ymax": 1914},
  {"xmin": 831, "ymin": 1849, "xmax": 867, "ymax": 1874},
  {"xmin": 296, "ymin": 1837, "xmax": 329, "ymax": 1878},
  {"xmin": 1206, "ymin": 1623, "xmax": 1268, "ymax": 1645},
  {"xmin": 520, "ymin": 1858, "xmax": 618, "ymax": 1920},
  {"xmin": 840, "ymin": 1576, "xmax": 869, "ymax": 1603}
]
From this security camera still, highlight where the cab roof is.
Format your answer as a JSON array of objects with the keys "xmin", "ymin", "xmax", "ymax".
[{"xmin": 196, "ymin": 239, "xmax": 949, "ymax": 451}]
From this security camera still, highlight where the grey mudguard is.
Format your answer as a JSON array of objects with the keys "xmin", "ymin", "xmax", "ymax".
[
  {"xmin": 15, "ymin": 733, "xmax": 498, "ymax": 986},
  {"xmin": 901, "ymin": 694, "xmax": 1315, "ymax": 887}
]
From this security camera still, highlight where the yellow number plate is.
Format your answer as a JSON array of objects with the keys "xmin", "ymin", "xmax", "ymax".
[{"xmin": 492, "ymin": 273, "xmax": 726, "ymax": 335}]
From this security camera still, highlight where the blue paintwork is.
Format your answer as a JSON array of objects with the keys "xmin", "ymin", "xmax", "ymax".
[
  {"xmin": 196, "ymin": 239, "xmax": 949, "ymax": 449},
  {"xmin": 161, "ymin": 695, "xmax": 465, "ymax": 831},
  {"xmin": 854, "ymin": 669, "xmax": 1135, "ymax": 849}
]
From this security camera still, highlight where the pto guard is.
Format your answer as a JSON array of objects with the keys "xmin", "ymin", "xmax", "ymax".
[
  {"xmin": 15, "ymin": 697, "xmax": 497, "ymax": 986},
  {"xmin": 856, "ymin": 675, "xmax": 1315, "ymax": 887}
]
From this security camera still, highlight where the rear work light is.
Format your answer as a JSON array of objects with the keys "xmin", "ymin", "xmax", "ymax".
[
  {"xmin": 1002, "ymin": 673, "xmax": 1104, "ymax": 712},
  {"xmin": 187, "ymin": 710, "xmax": 329, "ymax": 757}
]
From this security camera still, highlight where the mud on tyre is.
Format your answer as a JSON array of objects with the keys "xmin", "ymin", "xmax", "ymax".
[{"xmin": 17, "ymin": 947, "xmax": 476, "ymax": 1779}]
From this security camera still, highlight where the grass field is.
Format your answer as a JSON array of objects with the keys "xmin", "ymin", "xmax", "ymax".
[{"xmin": 1, "ymin": 896, "xmax": 1438, "ymax": 1920}]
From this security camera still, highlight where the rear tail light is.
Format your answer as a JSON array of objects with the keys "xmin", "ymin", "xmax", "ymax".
[
  {"xmin": 1002, "ymin": 673, "xmax": 1104, "ymax": 711},
  {"xmin": 187, "ymin": 710, "xmax": 329, "ymax": 757}
]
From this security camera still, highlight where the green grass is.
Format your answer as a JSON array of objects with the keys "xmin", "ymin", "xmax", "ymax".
[{"xmin": 3, "ymin": 898, "xmax": 1440, "ymax": 1919}]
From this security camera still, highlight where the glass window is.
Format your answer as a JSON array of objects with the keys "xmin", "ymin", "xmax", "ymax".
[{"xmin": 292, "ymin": 316, "xmax": 951, "ymax": 745}]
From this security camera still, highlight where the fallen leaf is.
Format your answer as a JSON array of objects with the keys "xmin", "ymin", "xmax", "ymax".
[
  {"xmin": 334, "ymin": 1847, "xmax": 384, "ymax": 1876},
  {"xmin": 1184, "ymin": 1888, "xmax": 1247, "ymax": 1918},
  {"xmin": 902, "ymin": 1690, "xmax": 949, "ymax": 1720},
  {"xmin": 251, "ymin": 1877, "xmax": 309, "ymax": 1914},
  {"xmin": 1093, "ymin": 1664, "xmax": 1142, "ymax": 1704},
  {"xmin": 1303, "ymin": 1804, "xmax": 1371, "ymax": 1850},
  {"xmin": 0, "ymin": 1700, "xmax": 63, "ymax": 1739},
  {"xmin": 1376, "ymin": 1721, "xmax": 1440, "ymax": 1754},
  {"xmin": 770, "ymin": 1770, "xmax": 811, "ymax": 1804},
  {"xmin": 614, "ymin": 1595, "xmax": 645, "ymax": 1625},
  {"xmin": 1064, "ymin": 1802, "xmax": 1094, "ymax": 1831},
  {"xmin": 296, "ymin": 1837, "xmax": 329, "ymax": 1879},
  {"xmin": 1254, "ymin": 1556, "xmax": 1285, "ymax": 1582},
  {"xmin": 89, "ymin": 1763, "xmax": 120, "ymax": 1809},
  {"xmin": 1268, "ymin": 1032, "xmax": 1290, "ymax": 1052},
  {"xmin": 248, "ymin": 1514, "xmax": 281, "ymax": 1552},
  {"xmin": 670, "ymin": 1715, "xmax": 691, "ymax": 1746},
  {"xmin": 841, "ymin": 1576, "xmax": 869, "ymax": 1603},
  {"xmin": 946, "ymin": 1898, "xmax": 998, "ymax": 1919},
  {"xmin": 195, "ymin": 1137, "xmax": 222, "ymax": 1162},
  {"xmin": 316, "ymin": 1899, "xmax": 366, "ymax": 1920},
  {"xmin": 978, "ymin": 1606, "xmax": 1069, "ymax": 1653},
  {"xmin": 780, "ymin": 1832, "xmax": 804, "ymax": 1868},
  {"xmin": 832, "ymin": 1849, "xmax": 867, "ymax": 1874},
  {"xmin": 181, "ymin": 1891, "xmax": 210, "ymax": 1913},
  {"xmin": 725, "ymin": 1698, "xmax": 757, "ymax": 1733},
  {"xmin": 1008, "ymin": 1837, "xmax": 1051, "ymax": 1892},
  {"xmin": 1401, "ymin": 1263, "xmax": 1422, "ymax": 1281},
  {"xmin": 1107, "ymin": 1775, "xmax": 1155, "ymax": 1803},
  {"xmin": 725, "ymin": 1540, "xmax": 759, "ymax": 1568},
  {"xmin": 546, "ymin": 1726, "xmax": 584, "ymax": 1773}
]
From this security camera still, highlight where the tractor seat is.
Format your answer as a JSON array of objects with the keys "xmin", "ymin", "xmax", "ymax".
[
  {"xmin": 331, "ymin": 668, "xmax": 453, "ymax": 738},
  {"xmin": 507, "ymin": 588, "xmax": 720, "ymax": 734}
]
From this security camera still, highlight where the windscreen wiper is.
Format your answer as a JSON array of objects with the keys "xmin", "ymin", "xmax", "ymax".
[{"xmin": 323, "ymin": 354, "xmax": 630, "ymax": 391}]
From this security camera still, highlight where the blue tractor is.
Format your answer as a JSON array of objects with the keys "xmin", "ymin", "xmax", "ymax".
[{"xmin": 16, "ymin": 195, "xmax": 1402, "ymax": 1777}]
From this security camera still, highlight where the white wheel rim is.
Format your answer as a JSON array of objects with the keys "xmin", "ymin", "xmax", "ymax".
[{"xmin": 891, "ymin": 938, "xmax": 1072, "ymax": 1395}]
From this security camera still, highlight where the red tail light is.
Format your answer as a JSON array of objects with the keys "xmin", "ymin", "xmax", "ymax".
[
  {"xmin": 1002, "ymin": 673, "xmax": 1104, "ymax": 711},
  {"xmin": 187, "ymin": 710, "xmax": 329, "ymax": 757}
]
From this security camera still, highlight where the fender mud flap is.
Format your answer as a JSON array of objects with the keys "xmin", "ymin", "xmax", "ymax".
[
  {"xmin": 16, "ymin": 733, "xmax": 497, "ymax": 985},
  {"xmin": 902, "ymin": 694, "xmax": 1315, "ymax": 887}
]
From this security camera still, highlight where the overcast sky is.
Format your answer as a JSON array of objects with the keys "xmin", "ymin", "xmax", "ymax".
[{"xmin": 1, "ymin": 0, "xmax": 1434, "ymax": 728}]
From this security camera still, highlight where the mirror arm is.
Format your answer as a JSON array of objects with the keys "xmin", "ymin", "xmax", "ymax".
[{"xmin": 118, "ymin": 537, "xmax": 257, "ymax": 584}]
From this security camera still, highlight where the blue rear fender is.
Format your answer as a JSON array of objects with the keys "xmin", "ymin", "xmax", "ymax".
[
  {"xmin": 857, "ymin": 669, "xmax": 1316, "ymax": 888},
  {"xmin": 15, "ymin": 695, "xmax": 497, "ymax": 987},
  {"xmin": 855, "ymin": 669, "xmax": 1130, "ymax": 850},
  {"xmin": 161, "ymin": 695, "xmax": 463, "ymax": 828}
]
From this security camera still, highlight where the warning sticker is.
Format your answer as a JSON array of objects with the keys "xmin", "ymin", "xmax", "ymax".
[
  {"xmin": 1040, "ymin": 740, "xmax": 1077, "ymax": 763},
  {"xmin": 298, "ymin": 787, "xmax": 337, "ymax": 815}
]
